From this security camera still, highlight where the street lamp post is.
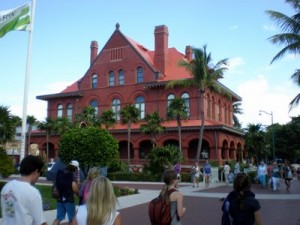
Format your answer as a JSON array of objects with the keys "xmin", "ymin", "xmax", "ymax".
[{"xmin": 259, "ymin": 110, "xmax": 275, "ymax": 160}]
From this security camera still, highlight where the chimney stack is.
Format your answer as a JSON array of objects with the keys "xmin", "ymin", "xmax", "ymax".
[
  {"xmin": 154, "ymin": 25, "xmax": 169, "ymax": 75},
  {"xmin": 90, "ymin": 41, "xmax": 98, "ymax": 65},
  {"xmin": 185, "ymin": 45, "xmax": 192, "ymax": 61}
]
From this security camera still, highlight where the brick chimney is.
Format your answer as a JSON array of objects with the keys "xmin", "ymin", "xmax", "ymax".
[
  {"xmin": 154, "ymin": 25, "xmax": 169, "ymax": 75},
  {"xmin": 185, "ymin": 45, "xmax": 192, "ymax": 61},
  {"xmin": 90, "ymin": 41, "xmax": 98, "ymax": 65}
]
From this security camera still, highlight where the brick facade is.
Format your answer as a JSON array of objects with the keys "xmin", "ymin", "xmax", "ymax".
[{"xmin": 31, "ymin": 24, "xmax": 245, "ymax": 167}]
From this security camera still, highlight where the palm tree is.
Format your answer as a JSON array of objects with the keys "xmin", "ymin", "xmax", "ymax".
[
  {"xmin": 140, "ymin": 112, "xmax": 166, "ymax": 148},
  {"xmin": 100, "ymin": 109, "xmax": 116, "ymax": 129},
  {"xmin": 244, "ymin": 123, "xmax": 267, "ymax": 163},
  {"xmin": 55, "ymin": 117, "xmax": 73, "ymax": 135},
  {"xmin": 0, "ymin": 106, "xmax": 20, "ymax": 146},
  {"xmin": 266, "ymin": 0, "xmax": 300, "ymax": 110},
  {"xmin": 120, "ymin": 105, "xmax": 140, "ymax": 165},
  {"xmin": 166, "ymin": 45, "xmax": 231, "ymax": 162},
  {"xmin": 37, "ymin": 117, "xmax": 56, "ymax": 160},
  {"xmin": 75, "ymin": 106, "xmax": 100, "ymax": 127},
  {"xmin": 233, "ymin": 102, "xmax": 243, "ymax": 129},
  {"xmin": 166, "ymin": 97, "xmax": 188, "ymax": 153},
  {"xmin": 26, "ymin": 115, "xmax": 37, "ymax": 151}
]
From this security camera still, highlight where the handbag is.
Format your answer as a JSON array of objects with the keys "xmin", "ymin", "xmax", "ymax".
[{"xmin": 51, "ymin": 183, "xmax": 59, "ymax": 199}]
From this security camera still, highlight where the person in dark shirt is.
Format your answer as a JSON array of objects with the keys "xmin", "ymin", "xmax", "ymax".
[{"xmin": 222, "ymin": 173, "xmax": 262, "ymax": 225}]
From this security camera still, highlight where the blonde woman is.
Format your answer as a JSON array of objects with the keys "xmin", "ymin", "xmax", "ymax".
[
  {"xmin": 79, "ymin": 167, "xmax": 100, "ymax": 205},
  {"xmin": 72, "ymin": 176, "xmax": 121, "ymax": 225}
]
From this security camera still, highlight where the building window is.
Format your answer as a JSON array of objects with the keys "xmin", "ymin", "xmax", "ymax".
[
  {"xmin": 167, "ymin": 94, "xmax": 175, "ymax": 107},
  {"xmin": 92, "ymin": 74, "xmax": 98, "ymax": 89},
  {"xmin": 181, "ymin": 93, "xmax": 190, "ymax": 117},
  {"xmin": 109, "ymin": 71, "xmax": 114, "ymax": 86},
  {"xmin": 135, "ymin": 96, "xmax": 145, "ymax": 119},
  {"xmin": 112, "ymin": 98, "xmax": 121, "ymax": 121},
  {"xmin": 137, "ymin": 67, "xmax": 143, "ymax": 83},
  {"xmin": 57, "ymin": 104, "xmax": 63, "ymax": 118},
  {"xmin": 90, "ymin": 100, "xmax": 99, "ymax": 115},
  {"xmin": 118, "ymin": 69, "xmax": 124, "ymax": 85},
  {"xmin": 67, "ymin": 104, "xmax": 72, "ymax": 121}
]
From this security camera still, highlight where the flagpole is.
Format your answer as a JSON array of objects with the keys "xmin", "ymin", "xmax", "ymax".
[{"xmin": 20, "ymin": 0, "xmax": 36, "ymax": 162}]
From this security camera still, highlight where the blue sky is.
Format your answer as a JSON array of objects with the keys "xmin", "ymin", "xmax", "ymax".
[{"xmin": 1, "ymin": 0, "xmax": 300, "ymax": 128}]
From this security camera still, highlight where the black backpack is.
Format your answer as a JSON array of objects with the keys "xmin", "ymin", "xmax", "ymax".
[{"xmin": 55, "ymin": 169, "xmax": 74, "ymax": 202}]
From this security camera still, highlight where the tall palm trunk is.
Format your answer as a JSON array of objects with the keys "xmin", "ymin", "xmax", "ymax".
[
  {"xmin": 127, "ymin": 121, "xmax": 131, "ymax": 165},
  {"xmin": 177, "ymin": 116, "xmax": 182, "ymax": 153},
  {"xmin": 195, "ymin": 90, "xmax": 205, "ymax": 162}
]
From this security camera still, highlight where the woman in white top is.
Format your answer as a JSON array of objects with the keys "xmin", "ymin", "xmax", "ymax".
[{"xmin": 71, "ymin": 176, "xmax": 122, "ymax": 225}]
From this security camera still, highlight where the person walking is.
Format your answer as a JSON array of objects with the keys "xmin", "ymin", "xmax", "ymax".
[
  {"xmin": 78, "ymin": 167, "xmax": 100, "ymax": 205},
  {"xmin": 1, "ymin": 155, "xmax": 47, "ymax": 225},
  {"xmin": 257, "ymin": 161, "xmax": 267, "ymax": 188},
  {"xmin": 190, "ymin": 162, "xmax": 201, "ymax": 187},
  {"xmin": 234, "ymin": 160, "xmax": 240, "ymax": 177},
  {"xmin": 159, "ymin": 170, "xmax": 186, "ymax": 225},
  {"xmin": 283, "ymin": 159, "xmax": 293, "ymax": 191},
  {"xmin": 203, "ymin": 160, "xmax": 212, "ymax": 188},
  {"xmin": 221, "ymin": 173, "xmax": 262, "ymax": 225},
  {"xmin": 71, "ymin": 176, "xmax": 121, "ymax": 225},
  {"xmin": 52, "ymin": 161, "xmax": 80, "ymax": 225},
  {"xmin": 270, "ymin": 161, "xmax": 281, "ymax": 192},
  {"xmin": 223, "ymin": 161, "xmax": 231, "ymax": 185}
]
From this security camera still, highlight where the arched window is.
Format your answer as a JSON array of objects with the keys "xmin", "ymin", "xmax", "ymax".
[
  {"xmin": 67, "ymin": 104, "xmax": 72, "ymax": 121},
  {"xmin": 167, "ymin": 94, "xmax": 175, "ymax": 107},
  {"xmin": 118, "ymin": 69, "xmax": 124, "ymax": 85},
  {"xmin": 135, "ymin": 96, "xmax": 145, "ymax": 119},
  {"xmin": 112, "ymin": 98, "xmax": 121, "ymax": 121},
  {"xmin": 181, "ymin": 93, "xmax": 190, "ymax": 117},
  {"xmin": 90, "ymin": 100, "xmax": 99, "ymax": 115},
  {"xmin": 109, "ymin": 71, "xmax": 114, "ymax": 86},
  {"xmin": 57, "ymin": 104, "xmax": 63, "ymax": 118},
  {"xmin": 136, "ymin": 67, "xmax": 143, "ymax": 83},
  {"xmin": 92, "ymin": 73, "xmax": 98, "ymax": 88}
]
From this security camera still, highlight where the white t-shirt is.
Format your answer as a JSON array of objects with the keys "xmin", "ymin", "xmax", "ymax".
[
  {"xmin": 76, "ymin": 204, "xmax": 119, "ymax": 225},
  {"xmin": 257, "ymin": 164, "xmax": 267, "ymax": 176},
  {"xmin": 224, "ymin": 165, "xmax": 230, "ymax": 174},
  {"xmin": 1, "ymin": 180, "xmax": 46, "ymax": 225}
]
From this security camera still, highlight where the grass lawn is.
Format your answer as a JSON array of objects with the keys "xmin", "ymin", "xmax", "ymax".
[{"xmin": 0, "ymin": 181, "xmax": 138, "ymax": 217}]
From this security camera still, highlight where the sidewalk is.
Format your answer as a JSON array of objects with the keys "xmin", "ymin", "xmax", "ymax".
[{"xmin": 1, "ymin": 177, "xmax": 300, "ymax": 225}]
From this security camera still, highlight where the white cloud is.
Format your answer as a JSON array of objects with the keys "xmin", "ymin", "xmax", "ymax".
[
  {"xmin": 228, "ymin": 57, "xmax": 245, "ymax": 71},
  {"xmin": 237, "ymin": 76, "xmax": 300, "ymax": 127}
]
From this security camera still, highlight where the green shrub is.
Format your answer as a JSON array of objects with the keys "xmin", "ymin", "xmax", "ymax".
[{"xmin": 0, "ymin": 147, "xmax": 15, "ymax": 178}]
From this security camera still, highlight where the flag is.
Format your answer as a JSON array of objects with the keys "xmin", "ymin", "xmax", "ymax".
[{"xmin": 0, "ymin": 3, "xmax": 30, "ymax": 38}]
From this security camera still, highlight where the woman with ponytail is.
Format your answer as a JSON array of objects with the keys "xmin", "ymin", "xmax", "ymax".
[{"xmin": 222, "ymin": 173, "xmax": 262, "ymax": 225}]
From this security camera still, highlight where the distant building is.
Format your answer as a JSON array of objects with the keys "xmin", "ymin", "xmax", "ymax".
[{"xmin": 30, "ymin": 24, "xmax": 245, "ymax": 167}]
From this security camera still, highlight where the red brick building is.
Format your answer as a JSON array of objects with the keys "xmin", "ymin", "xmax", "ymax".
[{"xmin": 32, "ymin": 23, "xmax": 245, "ymax": 167}]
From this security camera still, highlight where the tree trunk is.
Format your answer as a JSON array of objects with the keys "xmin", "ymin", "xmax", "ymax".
[
  {"xmin": 177, "ymin": 116, "xmax": 182, "ymax": 153},
  {"xmin": 127, "ymin": 122, "xmax": 131, "ymax": 166},
  {"xmin": 195, "ymin": 90, "xmax": 205, "ymax": 162}
]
